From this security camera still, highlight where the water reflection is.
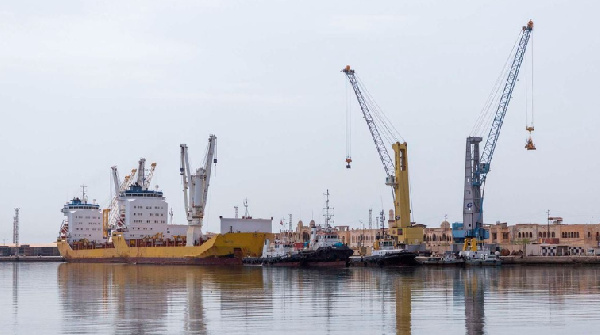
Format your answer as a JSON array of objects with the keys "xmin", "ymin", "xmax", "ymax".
[
  {"xmin": 58, "ymin": 264, "xmax": 212, "ymax": 334},
  {"xmin": 462, "ymin": 268, "xmax": 487, "ymax": 335},
  {"xmin": 12, "ymin": 262, "xmax": 18, "ymax": 316},
  {"xmin": 4, "ymin": 263, "xmax": 596, "ymax": 334}
]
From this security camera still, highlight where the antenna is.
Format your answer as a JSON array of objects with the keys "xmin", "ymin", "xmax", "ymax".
[
  {"xmin": 13, "ymin": 208, "xmax": 19, "ymax": 257},
  {"xmin": 243, "ymin": 199, "xmax": 250, "ymax": 218},
  {"xmin": 323, "ymin": 189, "xmax": 334, "ymax": 228}
]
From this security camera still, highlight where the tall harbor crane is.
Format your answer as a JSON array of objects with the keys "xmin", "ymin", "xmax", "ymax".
[
  {"xmin": 461, "ymin": 20, "xmax": 534, "ymax": 251},
  {"xmin": 342, "ymin": 66, "xmax": 422, "ymax": 244},
  {"xmin": 180, "ymin": 134, "xmax": 217, "ymax": 245}
]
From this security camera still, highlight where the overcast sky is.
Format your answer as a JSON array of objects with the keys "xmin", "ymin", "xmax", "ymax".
[{"xmin": 0, "ymin": 1, "xmax": 597, "ymax": 243}]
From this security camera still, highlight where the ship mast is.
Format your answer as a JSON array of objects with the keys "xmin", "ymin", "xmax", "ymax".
[{"xmin": 323, "ymin": 189, "xmax": 334, "ymax": 228}]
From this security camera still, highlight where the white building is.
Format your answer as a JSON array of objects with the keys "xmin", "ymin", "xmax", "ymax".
[
  {"xmin": 62, "ymin": 197, "xmax": 105, "ymax": 244},
  {"xmin": 220, "ymin": 217, "xmax": 272, "ymax": 234}
]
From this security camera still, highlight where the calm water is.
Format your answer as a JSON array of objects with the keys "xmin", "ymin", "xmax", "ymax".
[{"xmin": 1, "ymin": 263, "xmax": 600, "ymax": 334}]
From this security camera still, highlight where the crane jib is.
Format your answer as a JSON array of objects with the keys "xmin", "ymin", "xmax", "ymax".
[
  {"xmin": 476, "ymin": 27, "xmax": 533, "ymax": 185},
  {"xmin": 342, "ymin": 69, "xmax": 395, "ymax": 179}
]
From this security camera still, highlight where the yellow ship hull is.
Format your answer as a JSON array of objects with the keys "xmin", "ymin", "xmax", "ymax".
[{"xmin": 57, "ymin": 232, "xmax": 270, "ymax": 265}]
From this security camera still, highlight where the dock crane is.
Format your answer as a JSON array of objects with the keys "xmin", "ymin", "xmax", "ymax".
[
  {"xmin": 180, "ymin": 134, "xmax": 217, "ymax": 246},
  {"xmin": 461, "ymin": 20, "xmax": 534, "ymax": 251},
  {"xmin": 342, "ymin": 66, "xmax": 423, "ymax": 244}
]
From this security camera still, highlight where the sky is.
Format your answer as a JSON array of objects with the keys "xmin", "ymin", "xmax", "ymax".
[{"xmin": 0, "ymin": 1, "xmax": 598, "ymax": 243}]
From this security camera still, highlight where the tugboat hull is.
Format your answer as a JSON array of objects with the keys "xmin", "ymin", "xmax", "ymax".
[
  {"xmin": 247, "ymin": 246, "xmax": 354, "ymax": 267},
  {"xmin": 360, "ymin": 251, "xmax": 418, "ymax": 267}
]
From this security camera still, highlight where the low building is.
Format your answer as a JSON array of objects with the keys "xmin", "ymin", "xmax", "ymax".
[
  {"xmin": 219, "ymin": 216, "xmax": 272, "ymax": 233},
  {"xmin": 0, "ymin": 243, "xmax": 60, "ymax": 256}
]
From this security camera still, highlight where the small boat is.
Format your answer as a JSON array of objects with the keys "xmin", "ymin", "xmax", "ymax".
[
  {"xmin": 359, "ymin": 235, "xmax": 417, "ymax": 267},
  {"xmin": 460, "ymin": 249, "xmax": 502, "ymax": 266},
  {"xmin": 416, "ymin": 252, "xmax": 465, "ymax": 266}
]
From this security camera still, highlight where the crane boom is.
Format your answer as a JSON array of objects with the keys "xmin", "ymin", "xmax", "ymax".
[
  {"xmin": 107, "ymin": 167, "xmax": 138, "ymax": 230},
  {"xmin": 136, "ymin": 158, "xmax": 146, "ymax": 186},
  {"xmin": 111, "ymin": 166, "xmax": 120, "ymax": 197},
  {"xmin": 198, "ymin": 134, "xmax": 217, "ymax": 219},
  {"xmin": 143, "ymin": 162, "xmax": 157, "ymax": 190},
  {"xmin": 342, "ymin": 66, "xmax": 395, "ymax": 179},
  {"xmin": 180, "ymin": 144, "xmax": 191, "ymax": 224},
  {"xmin": 478, "ymin": 20, "xmax": 534, "ymax": 183},
  {"xmin": 462, "ymin": 20, "xmax": 534, "ymax": 251}
]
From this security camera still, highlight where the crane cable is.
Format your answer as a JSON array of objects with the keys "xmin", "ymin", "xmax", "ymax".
[
  {"xmin": 526, "ymin": 33, "xmax": 535, "ymax": 130},
  {"xmin": 355, "ymin": 74, "xmax": 413, "ymax": 221},
  {"xmin": 470, "ymin": 31, "xmax": 522, "ymax": 137},
  {"xmin": 356, "ymin": 75, "xmax": 405, "ymax": 144},
  {"xmin": 345, "ymin": 78, "xmax": 352, "ymax": 163}
]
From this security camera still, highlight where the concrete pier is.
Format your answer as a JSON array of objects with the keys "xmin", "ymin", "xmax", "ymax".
[{"xmin": 501, "ymin": 255, "xmax": 600, "ymax": 265}]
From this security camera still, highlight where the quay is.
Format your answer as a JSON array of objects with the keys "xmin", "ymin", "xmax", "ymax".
[
  {"xmin": 0, "ymin": 256, "xmax": 64, "ymax": 262},
  {"xmin": 501, "ymin": 255, "xmax": 600, "ymax": 265}
]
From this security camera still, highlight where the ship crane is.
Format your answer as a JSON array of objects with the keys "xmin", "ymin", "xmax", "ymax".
[
  {"xmin": 180, "ymin": 134, "xmax": 217, "ymax": 246},
  {"xmin": 107, "ymin": 166, "xmax": 138, "ymax": 230},
  {"xmin": 462, "ymin": 20, "xmax": 534, "ymax": 251},
  {"xmin": 342, "ymin": 66, "xmax": 422, "ymax": 244},
  {"xmin": 144, "ymin": 162, "xmax": 158, "ymax": 190}
]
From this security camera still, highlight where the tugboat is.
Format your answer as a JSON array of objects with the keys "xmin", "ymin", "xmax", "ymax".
[
  {"xmin": 416, "ymin": 251, "xmax": 465, "ymax": 266},
  {"xmin": 460, "ymin": 248, "xmax": 502, "ymax": 266},
  {"xmin": 360, "ymin": 233, "xmax": 417, "ymax": 267},
  {"xmin": 246, "ymin": 190, "xmax": 353, "ymax": 267}
]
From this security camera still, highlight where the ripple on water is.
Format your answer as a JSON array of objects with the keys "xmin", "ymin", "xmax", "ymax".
[{"xmin": 3, "ymin": 263, "xmax": 600, "ymax": 334}]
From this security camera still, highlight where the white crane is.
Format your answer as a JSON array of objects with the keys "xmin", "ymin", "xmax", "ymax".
[
  {"xmin": 144, "ymin": 162, "xmax": 157, "ymax": 190},
  {"xmin": 107, "ymin": 165, "xmax": 139, "ymax": 230},
  {"xmin": 180, "ymin": 134, "xmax": 217, "ymax": 245},
  {"xmin": 136, "ymin": 158, "xmax": 146, "ymax": 186}
]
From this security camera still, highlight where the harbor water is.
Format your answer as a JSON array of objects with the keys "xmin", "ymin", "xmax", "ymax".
[{"xmin": 1, "ymin": 263, "xmax": 599, "ymax": 334}]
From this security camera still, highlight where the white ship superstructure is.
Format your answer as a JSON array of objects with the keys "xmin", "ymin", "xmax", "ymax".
[
  {"xmin": 61, "ymin": 197, "xmax": 105, "ymax": 244},
  {"xmin": 119, "ymin": 184, "xmax": 188, "ymax": 239}
]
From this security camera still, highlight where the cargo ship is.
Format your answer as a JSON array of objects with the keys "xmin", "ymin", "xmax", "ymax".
[
  {"xmin": 57, "ymin": 136, "xmax": 271, "ymax": 265},
  {"xmin": 57, "ymin": 186, "xmax": 269, "ymax": 264}
]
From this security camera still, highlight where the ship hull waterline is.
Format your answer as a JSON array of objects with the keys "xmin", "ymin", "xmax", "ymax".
[{"xmin": 58, "ymin": 232, "xmax": 270, "ymax": 265}]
